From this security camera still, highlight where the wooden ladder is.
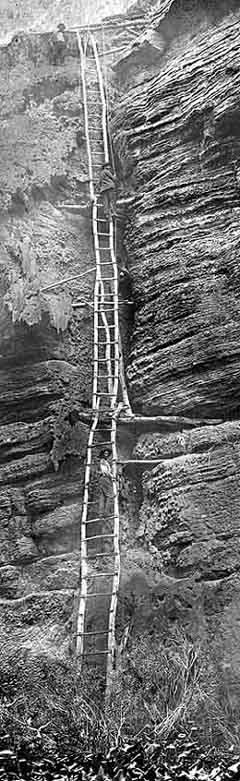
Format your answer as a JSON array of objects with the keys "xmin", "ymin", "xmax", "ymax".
[{"xmin": 75, "ymin": 31, "xmax": 123, "ymax": 691}]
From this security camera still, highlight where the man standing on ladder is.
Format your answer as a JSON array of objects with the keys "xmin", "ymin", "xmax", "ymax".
[
  {"xmin": 99, "ymin": 163, "xmax": 117, "ymax": 219},
  {"xmin": 50, "ymin": 23, "xmax": 66, "ymax": 65},
  {"xmin": 99, "ymin": 448, "xmax": 114, "ymax": 519}
]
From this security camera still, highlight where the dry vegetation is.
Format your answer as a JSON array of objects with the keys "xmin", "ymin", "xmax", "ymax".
[{"xmin": 0, "ymin": 633, "xmax": 240, "ymax": 779}]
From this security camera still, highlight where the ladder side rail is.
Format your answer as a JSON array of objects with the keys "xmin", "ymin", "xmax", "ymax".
[
  {"xmin": 118, "ymin": 329, "xmax": 133, "ymax": 416},
  {"xmin": 90, "ymin": 34, "xmax": 109, "ymax": 163},
  {"xmin": 84, "ymin": 33, "xmax": 113, "ymax": 396},
  {"xmin": 93, "ymin": 273, "xmax": 101, "ymax": 410},
  {"xmin": 78, "ymin": 33, "xmax": 113, "ymax": 400},
  {"xmin": 104, "ymin": 28, "xmax": 132, "ymax": 415},
  {"xmin": 78, "ymin": 33, "xmax": 95, "ymax": 201},
  {"xmin": 92, "ymin": 33, "xmax": 121, "ymax": 688},
  {"xmin": 93, "ymin": 203, "xmax": 113, "ymax": 397},
  {"xmin": 76, "ymin": 402, "xmax": 100, "ymax": 657},
  {"xmin": 94, "ymin": 31, "xmax": 132, "ymax": 414},
  {"xmin": 77, "ymin": 34, "xmax": 99, "ymax": 409},
  {"xmin": 106, "ymin": 414, "xmax": 121, "ymax": 691},
  {"xmin": 91, "ymin": 33, "xmax": 119, "ymax": 404},
  {"xmin": 109, "ymin": 218, "xmax": 120, "ymax": 405},
  {"xmin": 76, "ymin": 35, "xmax": 102, "ymax": 660}
]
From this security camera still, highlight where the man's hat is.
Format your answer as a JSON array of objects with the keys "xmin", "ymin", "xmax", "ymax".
[
  {"xmin": 99, "ymin": 448, "xmax": 111, "ymax": 459},
  {"xmin": 58, "ymin": 23, "xmax": 66, "ymax": 31}
]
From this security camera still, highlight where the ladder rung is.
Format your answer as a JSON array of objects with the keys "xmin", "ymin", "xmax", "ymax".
[
  {"xmin": 85, "ymin": 517, "xmax": 114, "ymax": 525},
  {"xmin": 85, "ymin": 518, "xmax": 102, "ymax": 525},
  {"xmin": 83, "ymin": 552, "xmax": 114, "ymax": 559},
  {"xmin": 83, "ymin": 592, "xmax": 117, "ymax": 598},
  {"xmin": 96, "ymin": 260, "xmax": 113, "ymax": 264},
  {"xmin": 82, "ymin": 650, "xmax": 110, "ymax": 656},
  {"xmin": 98, "ymin": 356, "xmax": 120, "ymax": 363},
  {"xmin": 88, "ymin": 533, "xmax": 116, "ymax": 540},
  {"xmin": 76, "ymin": 630, "xmax": 108, "ymax": 636},
  {"xmin": 96, "ymin": 340, "xmax": 118, "ymax": 345},
  {"xmin": 98, "ymin": 391, "xmax": 117, "ymax": 396},
  {"xmin": 85, "ymin": 515, "xmax": 115, "ymax": 522},
  {"xmin": 87, "ymin": 572, "xmax": 118, "ymax": 578},
  {"xmin": 91, "ymin": 441, "xmax": 111, "ymax": 446},
  {"xmin": 97, "ymin": 325, "xmax": 115, "ymax": 329},
  {"xmin": 96, "ymin": 425, "xmax": 113, "ymax": 430}
]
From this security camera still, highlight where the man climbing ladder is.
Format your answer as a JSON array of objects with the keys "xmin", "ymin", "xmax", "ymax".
[
  {"xmin": 99, "ymin": 448, "xmax": 114, "ymax": 518},
  {"xmin": 99, "ymin": 163, "xmax": 117, "ymax": 219}
]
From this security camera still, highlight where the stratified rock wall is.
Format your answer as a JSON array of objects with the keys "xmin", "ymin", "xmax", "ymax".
[
  {"xmin": 109, "ymin": 0, "xmax": 240, "ymax": 706},
  {"xmin": 0, "ymin": 19, "xmax": 138, "ymax": 662},
  {"xmin": 113, "ymin": 0, "xmax": 240, "ymax": 418},
  {"xmin": 0, "ymin": 32, "xmax": 93, "ymax": 657}
]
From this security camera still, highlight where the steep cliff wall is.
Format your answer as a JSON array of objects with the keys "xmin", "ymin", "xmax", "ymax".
[
  {"xmin": 0, "ymin": 31, "xmax": 97, "ymax": 658},
  {"xmin": 113, "ymin": 0, "xmax": 240, "ymax": 420},
  {"xmin": 110, "ymin": 0, "xmax": 240, "ymax": 718},
  {"xmin": 0, "ymin": 19, "xmax": 137, "ymax": 664}
]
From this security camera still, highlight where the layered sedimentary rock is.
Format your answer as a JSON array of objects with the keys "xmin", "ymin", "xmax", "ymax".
[
  {"xmin": 113, "ymin": 0, "xmax": 240, "ymax": 419},
  {"xmin": 0, "ymin": 16, "xmax": 137, "ymax": 660},
  {"xmin": 110, "ymin": 0, "xmax": 240, "ymax": 699},
  {"xmin": 0, "ymin": 30, "xmax": 94, "ymax": 656}
]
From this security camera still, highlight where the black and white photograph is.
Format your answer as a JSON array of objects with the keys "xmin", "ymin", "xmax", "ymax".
[{"xmin": 0, "ymin": 0, "xmax": 240, "ymax": 778}]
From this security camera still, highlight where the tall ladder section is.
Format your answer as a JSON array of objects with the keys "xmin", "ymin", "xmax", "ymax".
[{"xmin": 76, "ymin": 32, "xmax": 122, "ymax": 688}]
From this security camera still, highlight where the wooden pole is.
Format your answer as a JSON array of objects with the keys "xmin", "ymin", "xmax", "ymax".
[{"xmin": 76, "ymin": 402, "xmax": 100, "ymax": 656}]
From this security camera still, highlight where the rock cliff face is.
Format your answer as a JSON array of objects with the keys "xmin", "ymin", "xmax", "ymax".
[
  {"xmin": 114, "ymin": 0, "xmax": 240, "ymax": 419},
  {"xmin": 0, "ymin": 30, "xmax": 95, "ymax": 658},
  {"xmin": 111, "ymin": 0, "xmax": 240, "ymax": 706},
  {"xmin": 1, "ymin": 0, "xmax": 240, "ymax": 718}
]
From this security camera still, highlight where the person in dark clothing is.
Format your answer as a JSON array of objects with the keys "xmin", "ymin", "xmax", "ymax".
[
  {"xmin": 99, "ymin": 163, "xmax": 117, "ymax": 219},
  {"xmin": 67, "ymin": 409, "xmax": 79, "ymax": 427},
  {"xmin": 76, "ymin": 129, "xmax": 84, "ymax": 147},
  {"xmin": 50, "ymin": 23, "xmax": 66, "ymax": 65},
  {"xmin": 99, "ymin": 448, "xmax": 114, "ymax": 518}
]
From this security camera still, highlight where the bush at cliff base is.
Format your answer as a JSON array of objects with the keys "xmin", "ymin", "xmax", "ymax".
[{"xmin": 0, "ymin": 636, "xmax": 240, "ymax": 779}]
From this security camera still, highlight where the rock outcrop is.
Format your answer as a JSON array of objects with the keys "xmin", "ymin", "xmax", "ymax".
[
  {"xmin": 113, "ymin": 0, "xmax": 240, "ymax": 419},
  {"xmin": 111, "ymin": 0, "xmax": 240, "ymax": 706}
]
